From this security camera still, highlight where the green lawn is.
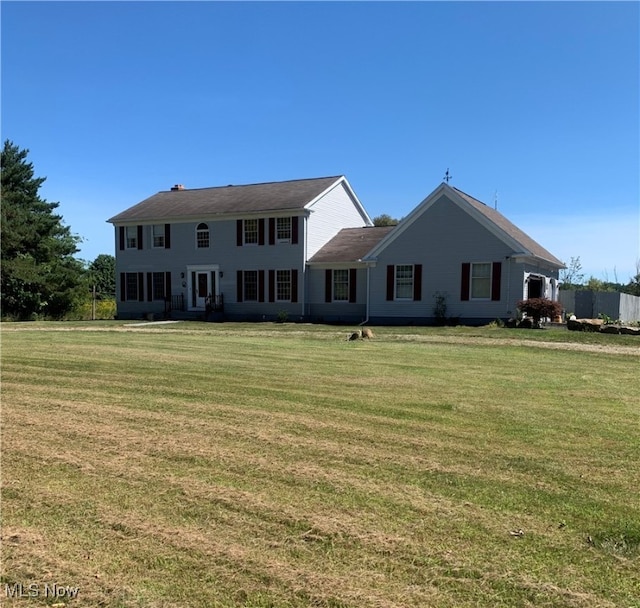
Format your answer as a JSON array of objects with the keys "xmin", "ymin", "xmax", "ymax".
[{"xmin": 1, "ymin": 322, "xmax": 639, "ymax": 607}]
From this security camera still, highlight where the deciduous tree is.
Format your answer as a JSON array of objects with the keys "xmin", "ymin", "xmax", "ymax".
[{"xmin": 88, "ymin": 254, "xmax": 116, "ymax": 298}]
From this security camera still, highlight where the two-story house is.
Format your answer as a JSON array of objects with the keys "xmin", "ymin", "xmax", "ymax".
[{"xmin": 108, "ymin": 176, "xmax": 564, "ymax": 324}]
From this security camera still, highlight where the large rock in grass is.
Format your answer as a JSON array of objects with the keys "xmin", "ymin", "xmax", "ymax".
[{"xmin": 567, "ymin": 318, "xmax": 604, "ymax": 332}]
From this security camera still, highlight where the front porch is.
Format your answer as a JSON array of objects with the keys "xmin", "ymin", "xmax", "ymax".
[{"xmin": 164, "ymin": 293, "xmax": 225, "ymax": 321}]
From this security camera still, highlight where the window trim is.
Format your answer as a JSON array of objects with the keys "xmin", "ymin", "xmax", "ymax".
[
  {"xmin": 196, "ymin": 222, "xmax": 210, "ymax": 249},
  {"xmin": 470, "ymin": 262, "xmax": 492, "ymax": 300},
  {"xmin": 152, "ymin": 224, "xmax": 165, "ymax": 249},
  {"xmin": 332, "ymin": 269, "xmax": 349, "ymax": 302},
  {"xmin": 275, "ymin": 269, "xmax": 291, "ymax": 302},
  {"xmin": 394, "ymin": 264, "xmax": 415, "ymax": 300},
  {"xmin": 276, "ymin": 217, "xmax": 292, "ymax": 243},
  {"xmin": 243, "ymin": 218, "xmax": 259, "ymax": 246},
  {"xmin": 125, "ymin": 226, "xmax": 138, "ymax": 250},
  {"xmin": 243, "ymin": 270, "xmax": 259, "ymax": 302}
]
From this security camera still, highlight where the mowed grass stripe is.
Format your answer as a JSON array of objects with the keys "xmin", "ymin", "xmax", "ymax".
[{"xmin": 2, "ymin": 323, "xmax": 639, "ymax": 607}]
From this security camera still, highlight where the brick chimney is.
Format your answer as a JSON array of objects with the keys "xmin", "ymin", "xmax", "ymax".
[{"xmin": 171, "ymin": 184, "xmax": 185, "ymax": 191}]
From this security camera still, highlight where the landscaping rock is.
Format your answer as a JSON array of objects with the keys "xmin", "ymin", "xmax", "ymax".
[
  {"xmin": 600, "ymin": 325, "xmax": 620, "ymax": 334},
  {"xmin": 619, "ymin": 326, "xmax": 640, "ymax": 336},
  {"xmin": 568, "ymin": 318, "xmax": 604, "ymax": 332}
]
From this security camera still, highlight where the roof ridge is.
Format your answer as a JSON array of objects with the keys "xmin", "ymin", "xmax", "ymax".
[
  {"xmin": 161, "ymin": 175, "xmax": 343, "ymax": 193},
  {"xmin": 452, "ymin": 186, "xmax": 488, "ymax": 207}
]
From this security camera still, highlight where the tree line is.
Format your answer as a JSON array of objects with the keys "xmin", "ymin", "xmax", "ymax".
[
  {"xmin": 1, "ymin": 141, "xmax": 115, "ymax": 320},
  {"xmin": 560, "ymin": 256, "xmax": 640, "ymax": 297}
]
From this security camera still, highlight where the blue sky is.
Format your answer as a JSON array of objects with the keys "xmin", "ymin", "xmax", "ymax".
[{"xmin": 2, "ymin": 1, "xmax": 639, "ymax": 282}]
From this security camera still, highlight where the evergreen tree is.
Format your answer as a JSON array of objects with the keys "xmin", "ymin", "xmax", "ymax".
[{"xmin": 1, "ymin": 140, "xmax": 86, "ymax": 319}]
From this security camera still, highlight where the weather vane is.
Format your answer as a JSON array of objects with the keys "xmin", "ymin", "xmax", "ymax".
[{"xmin": 444, "ymin": 168, "xmax": 452, "ymax": 183}]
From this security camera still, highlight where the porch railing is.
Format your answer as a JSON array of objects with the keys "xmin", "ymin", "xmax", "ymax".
[
  {"xmin": 164, "ymin": 293, "xmax": 223, "ymax": 315},
  {"xmin": 206, "ymin": 294, "xmax": 224, "ymax": 313},
  {"xmin": 166, "ymin": 294, "xmax": 185, "ymax": 313}
]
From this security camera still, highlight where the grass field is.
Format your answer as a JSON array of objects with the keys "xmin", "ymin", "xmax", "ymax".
[{"xmin": 1, "ymin": 321, "xmax": 639, "ymax": 607}]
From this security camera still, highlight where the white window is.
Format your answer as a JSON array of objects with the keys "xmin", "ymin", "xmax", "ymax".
[
  {"xmin": 243, "ymin": 271, "xmax": 258, "ymax": 302},
  {"xmin": 395, "ymin": 265, "xmax": 414, "ymax": 299},
  {"xmin": 471, "ymin": 263, "xmax": 491, "ymax": 299},
  {"xmin": 125, "ymin": 273, "xmax": 139, "ymax": 300},
  {"xmin": 276, "ymin": 270, "xmax": 291, "ymax": 301},
  {"xmin": 276, "ymin": 217, "xmax": 291, "ymax": 242},
  {"xmin": 244, "ymin": 219, "xmax": 258, "ymax": 245},
  {"xmin": 125, "ymin": 226, "xmax": 138, "ymax": 249},
  {"xmin": 196, "ymin": 223, "xmax": 209, "ymax": 248},
  {"xmin": 152, "ymin": 272, "xmax": 166, "ymax": 300},
  {"xmin": 333, "ymin": 269, "xmax": 349, "ymax": 301},
  {"xmin": 152, "ymin": 224, "xmax": 165, "ymax": 248}
]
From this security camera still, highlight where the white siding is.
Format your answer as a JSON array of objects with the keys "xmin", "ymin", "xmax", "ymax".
[{"xmin": 306, "ymin": 182, "xmax": 370, "ymax": 259}]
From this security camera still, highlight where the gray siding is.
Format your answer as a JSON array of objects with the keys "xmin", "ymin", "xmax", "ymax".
[
  {"xmin": 367, "ymin": 195, "xmax": 558, "ymax": 323},
  {"xmin": 305, "ymin": 266, "xmax": 368, "ymax": 323},
  {"xmin": 115, "ymin": 217, "xmax": 306, "ymax": 319}
]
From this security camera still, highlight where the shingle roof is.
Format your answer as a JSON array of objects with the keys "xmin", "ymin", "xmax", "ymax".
[
  {"xmin": 309, "ymin": 226, "xmax": 396, "ymax": 264},
  {"xmin": 453, "ymin": 187, "xmax": 564, "ymax": 267},
  {"xmin": 108, "ymin": 176, "xmax": 344, "ymax": 223}
]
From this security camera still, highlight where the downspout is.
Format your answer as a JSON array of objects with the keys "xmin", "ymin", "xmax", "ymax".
[
  {"xmin": 359, "ymin": 263, "xmax": 370, "ymax": 326},
  {"xmin": 302, "ymin": 212, "xmax": 308, "ymax": 320},
  {"xmin": 506, "ymin": 256, "xmax": 511, "ymax": 317}
]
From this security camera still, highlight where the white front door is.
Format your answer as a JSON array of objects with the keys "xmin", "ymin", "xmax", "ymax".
[
  {"xmin": 195, "ymin": 271, "xmax": 210, "ymax": 309},
  {"xmin": 187, "ymin": 266, "xmax": 219, "ymax": 310}
]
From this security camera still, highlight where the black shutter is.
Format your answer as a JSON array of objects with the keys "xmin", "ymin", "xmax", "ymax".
[
  {"xmin": 386, "ymin": 265, "xmax": 395, "ymax": 301},
  {"xmin": 164, "ymin": 224, "xmax": 171, "ymax": 249},
  {"xmin": 349, "ymin": 269, "xmax": 357, "ymax": 303},
  {"xmin": 147, "ymin": 273, "xmax": 153, "ymax": 302},
  {"xmin": 165, "ymin": 272, "xmax": 171, "ymax": 299},
  {"xmin": 461, "ymin": 263, "xmax": 470, "ymax": 301},
  {"xmin": 137, "ymin": 272, "xmax": 144, "ymax": 301},
  {"xmin": 137, "ymin": 225, "xmax": 143, "ymax": 250},
  {"xmin": 292, "ymin": 216, "xmax": 299, "ymax": 244},
  {"xmin": 236, "ymin": 270, "xmax": 243, "ymax": 302},
  {"xmin": 258, "ymin": 270, "xmax": 265, "ymax": 302},
  {"xmin": 236, "ymin": 220, "xmax": 243, "ymax": 246},
  {"xmin": 413, "ymin": 264, "xmax": 422, "ymax": 301},
  {"xmin": 268, "ymin": 270, "xmax": 275, "ymax": 303},
  {"xmin": 325, "ymin": 269, "xmax": 332, "ymax": 303},
  {"xmin": 120, "ymin": 273, "xmax": 126, "ymax": 301},
  {"xmin": 269, "ymin": 218, "xmax": 275, "ymax": 245},
  {"xmin": 119, "ymin": 226, "xmax": 125, "ymax": 250},
  {"xmin": 258, "ymin": 218, "xmax": 265, "ymax": 246},
  {"xmin": 291, "ymin": 269, "xmax": 298, "ymax": 303},
  {"xmin": 491, "ymin": 262, "xmax": 502, "ymax": 301}
]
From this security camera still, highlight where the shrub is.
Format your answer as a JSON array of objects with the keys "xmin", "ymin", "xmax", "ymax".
[{"xmin": 517, "ymin": 298, "xmax": 562, "ymax": 325}]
